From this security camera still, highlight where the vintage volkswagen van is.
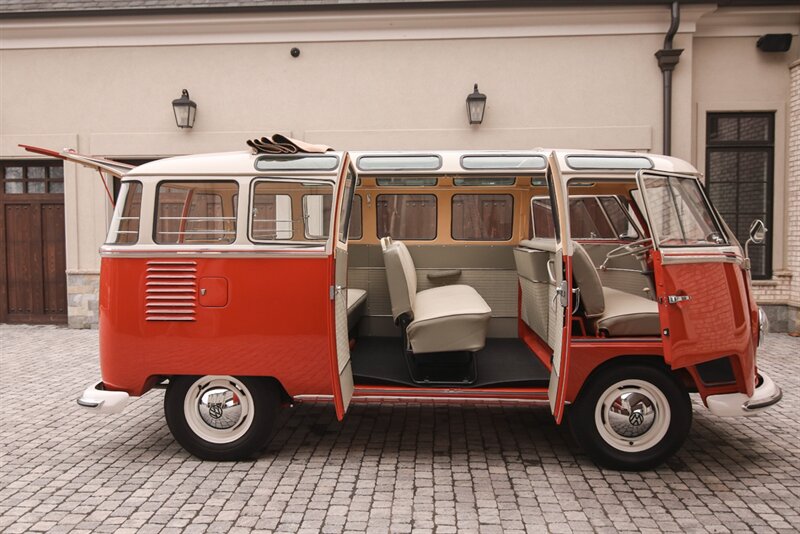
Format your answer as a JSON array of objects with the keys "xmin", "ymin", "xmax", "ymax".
[{"xmin": 33, "ymin": 144, "xmax": 780, "ymax": 470}]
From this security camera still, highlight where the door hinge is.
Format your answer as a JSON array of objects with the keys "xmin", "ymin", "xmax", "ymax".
[
  {"xmin": 329, "ymin": 285, "xmax": 335, "ymax": 300},
  {"xmin": 666, "ymin": 295, "xmax": 691, "ymax": 304}
]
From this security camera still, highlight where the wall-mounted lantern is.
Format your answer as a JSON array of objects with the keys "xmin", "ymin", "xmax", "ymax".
[
  {"xmin": 466, "ymin": 84, "xmax": 487, "ymax": 125},
  {"xmin": 172, "ymin": 89, "xmax": 197, "ymax": 129}
]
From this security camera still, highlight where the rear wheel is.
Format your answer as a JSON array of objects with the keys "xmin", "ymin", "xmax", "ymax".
[
  {"xmin": 165, "ymin": 375, "xmax": 279, "ymax": 461},
  {"xmin": 569, "ymin": 364, "xmax": 691, "ymax": 470}
]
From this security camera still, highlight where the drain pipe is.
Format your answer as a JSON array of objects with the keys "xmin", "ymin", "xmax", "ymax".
[{"xmin": 655, "ymin": 1, "xmax": 683, "ymax": 155}]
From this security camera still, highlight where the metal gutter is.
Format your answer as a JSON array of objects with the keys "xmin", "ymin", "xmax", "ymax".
[
  {"xmin": 1, "ymin": 0, "xmax": 798, "ymax": 19},
  {"xmin": 655, "ymin": 1, "xmax": 683, "ymax": 156}
]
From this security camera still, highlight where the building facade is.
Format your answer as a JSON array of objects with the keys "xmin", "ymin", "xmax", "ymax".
[{"xmin": 1, "ymin": 0, "xmax": 798, "ymax": 330}]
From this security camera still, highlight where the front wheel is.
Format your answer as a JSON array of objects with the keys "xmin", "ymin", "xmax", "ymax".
[
  {"xmin": 568, "ymin": 364, "xmax": 691, "ymax": 471},
  {"xmin": 165, "ymin": 375, "xmax": 279, "ymax": 461}
]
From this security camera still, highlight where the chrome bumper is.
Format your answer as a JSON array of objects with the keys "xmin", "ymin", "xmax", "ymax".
[
  {"xmin": 705, "ymin": 372, "xmax": 782, "ymax": 417},
  {"xmin": 76, "ymin": 381, "xmax": 130, "ymax": 414}
]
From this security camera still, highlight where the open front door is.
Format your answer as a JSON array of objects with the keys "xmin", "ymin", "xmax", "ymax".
[
  {"xmin": 331, "ymin": 161, "xmax": 358, "ymax": 419},
  {"xmin": 545, "ymin": 153, "xmax": 573, "ymax": 423},
  {"xmin": 636, "ymin": 170, "xmax": 756, "ymax": 394}
]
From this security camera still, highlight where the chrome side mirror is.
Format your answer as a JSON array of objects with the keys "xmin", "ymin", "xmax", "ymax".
[
  {"xmin": 748, "ymin": 219, "xmax": 768, "ymax": 245},
  {"xmin": 743, "ymin": 219, "xmax": 768, "ymax": 267}
]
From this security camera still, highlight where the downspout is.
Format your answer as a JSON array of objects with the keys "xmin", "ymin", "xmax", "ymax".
[{"xmin": 655, "ymin": 1, "xmax": 683, "ymax": 156}]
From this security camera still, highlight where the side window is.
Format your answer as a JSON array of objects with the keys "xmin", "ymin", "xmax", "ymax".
[
  {"xmin": 452, "ymin": 194, "xmax": 513, "ymax": 241},
  {"xmin": 108, "ymin": 181, "xmax": 142, "ymax": 244},
  {"xmin": 155, "ymin": 181, "xmax": 238, "ymax": 244},
  {"xmin": 250, "ymin": 181, "xmax": 333, "ymax": 243},
  {"xmin": 338, "ymin": 168, "xmax": 357, "ymax": 244},
  {"xmin": 569, "ymin": 198, "xmax": 616, "ymax": 239},
  {"xmin": 349, "ymin": 195, "xmax": 363, "ymax": 240},
  {"xmin": 376, "ymin": 194, "xmax": 437, "ymax": 240},
  {"xmin": 531, "ymin": 198, "xmax": 556, "ymax": 238},
  {"xmin": 599, "ymin": 196, "xmax": 639, "ymax": 239}
]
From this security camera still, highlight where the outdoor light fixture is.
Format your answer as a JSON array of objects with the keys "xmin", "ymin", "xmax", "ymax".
[
  {"xmin": 172, "ymin": 89, "xmax": 197, "ymax": 129},
  {"xmin": 466, "ymin": 84, "xmax": 487, "ymax": 125}
]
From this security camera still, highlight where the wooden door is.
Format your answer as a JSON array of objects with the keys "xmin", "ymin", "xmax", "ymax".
[{"xmin": 0, "ymin": 161, "xmax": 67, "ymax": 324}]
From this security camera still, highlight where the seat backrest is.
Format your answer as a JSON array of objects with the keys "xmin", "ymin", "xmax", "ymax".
[
  {"xmin": 381, "ymin": 237, "xmax": 418, "ymax": 321},
  {"xmin": 571, "ymin": 241, "xmax": 605, "ymax": 318}
]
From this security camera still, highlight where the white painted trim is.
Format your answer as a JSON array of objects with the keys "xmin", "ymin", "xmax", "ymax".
[
  {"xmin": 0, "ymin": 5, "xmax": 715, "ymax": 50},
  {"xmin": 694, "ymin": 6, "xmax": 800, "ymax": 38}
]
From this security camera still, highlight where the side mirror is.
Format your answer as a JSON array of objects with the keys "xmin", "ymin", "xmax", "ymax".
[{"xmin": 749, "ymin": 219, "xmax": 768, "ymax": 245}]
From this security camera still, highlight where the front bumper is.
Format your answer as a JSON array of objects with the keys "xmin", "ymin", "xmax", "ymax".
[
  {"xmin": 76, "ymin": 380, "xmax": 130, "ymax": 414},
  {"xmin": 705, "ymin": 372, "xmax": 782, "ymax": 417}
]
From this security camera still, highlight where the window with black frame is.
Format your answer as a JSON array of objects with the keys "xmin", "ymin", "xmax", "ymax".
[{"xmin": 706, "ymin": 112, "xmax": 774, "ymax": 279}]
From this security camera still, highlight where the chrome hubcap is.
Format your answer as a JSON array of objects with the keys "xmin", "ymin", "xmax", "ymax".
[
  {"xmin": 595, "ymin": 379, "xmax": 671, "ymax": 453},
  {"xmin": 605, "ymin": 391, "xmax": 656, "ymax": 438},
  {"xmin": 197, "ymin": 386, "xmax": 243, "ymax": 430},
  {"xmin": 184, "ymin": 376, "xmax": 253, "ymax": 444}
]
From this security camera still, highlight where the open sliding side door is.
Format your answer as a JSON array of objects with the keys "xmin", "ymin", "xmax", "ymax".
[
  {"xmin": 330, "ymin": 158, "xmax": 358, "ymax": 420},
  {"xmin": 546, "ymin": 153, "xmax": 573, "ymax": 423},
  {"xmin": 635, "ymin": 170, "xmax": 756, "ymax": 394}
]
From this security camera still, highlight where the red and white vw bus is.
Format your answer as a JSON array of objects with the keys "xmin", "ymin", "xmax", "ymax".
[{"xmin": 33, "ymin": 143, "xmax": 780, "ymax": 470}]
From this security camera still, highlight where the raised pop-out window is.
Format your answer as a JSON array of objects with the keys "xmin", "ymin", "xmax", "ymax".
[
  {"xmin": 108, "ymin": 181, "xmax": 143, "ymax": 244},
  {"xmin": 376, "ymin": 194, "xmax": 437, "ymax": 240},
  {"xmin": 155, "ymin": 181, "xmax": 238, "ymax": 244},
  {"xmin": 452, "ymin": 195, "xmax": 513, "ymax": 241},
  {"xmin": 251, "ymin": 181, "xmax": 333, "ymax": 242},
  {"xmin": 301, "ymin": 193, "xmax": 362, "ymax": 241}
]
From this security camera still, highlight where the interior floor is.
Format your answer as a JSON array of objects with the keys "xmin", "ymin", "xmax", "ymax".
[{"xmin": 351, "ymin": 336, "xmax": 550, "ymax": 388}]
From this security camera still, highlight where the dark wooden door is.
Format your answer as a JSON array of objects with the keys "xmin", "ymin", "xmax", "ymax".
[{"xmin": 0, "ymin": 161, "xmax": 67, "ymax": 324}]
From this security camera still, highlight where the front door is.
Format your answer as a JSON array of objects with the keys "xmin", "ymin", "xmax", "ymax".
[
  {"xmin": 331, "ymin": 161, "xmax": 358, "ymax": 419},
  {"xmin": 545, "ymin": 154, "xmax": 573, "ymax": 423},
  {"xmin": 0, "ymin": 160, "xmax": 67, "ymax": 324},
  {"xmin": 636, "ymin": 170, "xmax": 756, "ymax": 393}
]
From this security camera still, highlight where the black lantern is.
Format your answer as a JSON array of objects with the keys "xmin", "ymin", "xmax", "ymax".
[
  {"xmin": 172, "ymin": 89, "xmax": 197, "ymax": 129},
  {"xmin": 466, "ymin": 84, "xmax": 487, "ymax": 125}
]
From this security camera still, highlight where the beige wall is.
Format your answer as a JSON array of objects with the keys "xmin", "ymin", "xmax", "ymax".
[{"xmin": 0, "ymin": 4, "xmax": 798, "ymax": 327}]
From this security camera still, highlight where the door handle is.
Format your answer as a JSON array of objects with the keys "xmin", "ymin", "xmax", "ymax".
[{"xmin": 667, "ymin": 295, "xmax": 691, "ymax": 304}]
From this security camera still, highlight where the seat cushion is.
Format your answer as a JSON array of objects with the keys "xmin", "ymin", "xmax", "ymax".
[
  {"xmin": 346, "ymin": 288, "xmax": 367, "ymax": 331},
  {"xmin": 407, "ymin": 285, "xmax": 492, "ymax": 353},
  {"xmin": 595, "ymin": 287, "xmax": 660, "ymax": 337}
]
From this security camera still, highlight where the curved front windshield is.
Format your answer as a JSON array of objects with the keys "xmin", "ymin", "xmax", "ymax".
[{"xmin": 640, "ymin": 174, "xmax": 727, "ymax": 247}]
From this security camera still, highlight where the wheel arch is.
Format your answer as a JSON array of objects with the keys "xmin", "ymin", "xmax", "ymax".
[{"xmin": 566, "ymin": 354, "xmax": 694, "ymax": 410}]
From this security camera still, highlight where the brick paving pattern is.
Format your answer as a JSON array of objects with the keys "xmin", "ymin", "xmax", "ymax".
[{"xmin": 1, "ymin": 324, "xmax": 799, "ymax": 533}]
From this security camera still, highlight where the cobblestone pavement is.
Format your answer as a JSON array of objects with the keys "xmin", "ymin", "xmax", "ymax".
[{"xmin": 1, "ymin": 325, "xmax": 799, "ymax": 534}]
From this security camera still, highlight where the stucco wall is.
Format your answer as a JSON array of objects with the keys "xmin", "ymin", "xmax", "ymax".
[{"xmin": 0, "ymin": 4, "xmax": 798, "ymax": 328}]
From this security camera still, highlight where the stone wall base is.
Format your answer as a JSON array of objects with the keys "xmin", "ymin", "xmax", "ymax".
[
  {"xmin": 760, "ymin": 303, "xmax": 800, "ymax": 334},
  {"xmin": 67, "ymin": 273, "xmax": 99, "ymax": 329}
]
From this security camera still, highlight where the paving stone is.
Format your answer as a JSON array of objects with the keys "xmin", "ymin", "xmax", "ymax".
[{"xmin": 2, "ymin": 325, "xmax": 800, "ymax": 533}]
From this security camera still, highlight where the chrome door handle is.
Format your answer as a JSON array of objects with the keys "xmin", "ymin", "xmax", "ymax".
[{"xmin": 667, "ymin": 295, "xmax": 691, "ymax": 304}]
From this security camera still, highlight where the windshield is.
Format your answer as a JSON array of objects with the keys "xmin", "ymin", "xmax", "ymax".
[{"xmin": 640, "ymin": 174, "xmax": 727, "ymax": 247}]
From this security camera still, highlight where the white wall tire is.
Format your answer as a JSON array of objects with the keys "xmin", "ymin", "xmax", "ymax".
[
  {"xmin": 165, "ymin": 375, "xmax": 279, "ymax": 461},
  {"xmin": 569, "ymin": 364, "xmax": 691, "ymax": 471}
]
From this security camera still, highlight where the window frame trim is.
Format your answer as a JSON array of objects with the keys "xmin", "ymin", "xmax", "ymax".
[{"xmin": 705, "ymin": 111, "xmax": 775, "ymax": 280}]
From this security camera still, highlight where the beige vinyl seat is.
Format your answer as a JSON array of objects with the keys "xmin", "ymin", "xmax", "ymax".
[
  {"xmin": 380, "ymin": 237, "xmax": 492, "ymax": 353},
  {"xmin": 571, "ymin": 242, "xmax": 661, "ymax": 337},
  {"xmin": 346, "ymin": 288, "xmax": 367, "ymax": 331}
]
